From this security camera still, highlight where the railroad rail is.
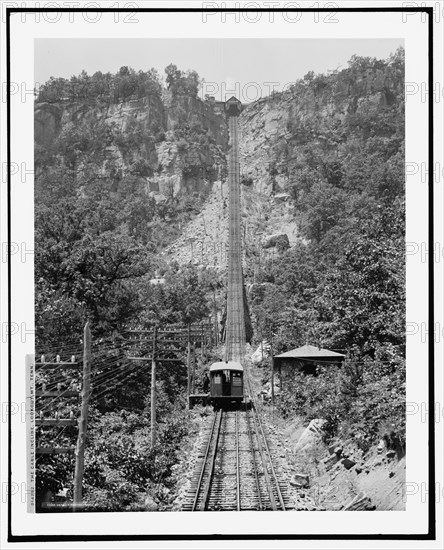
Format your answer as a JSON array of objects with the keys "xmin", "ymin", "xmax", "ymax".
[
  {"xmin": 183, "ymin": 404, "xmax": 287, "ymax": 511},
  {"xmin": 244, "ymin": 365, "xmax": 286, "ymax": 510}
]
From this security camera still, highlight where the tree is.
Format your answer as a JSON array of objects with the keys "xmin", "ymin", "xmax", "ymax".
[
  {"xmin": 165, "ymin": 63, "xmax": 181, "ymax": 91},
  {"xmin": 165, "ymin": 64, "xmax": 200, "ymax": 98},
  {"xmin": 314, "ymin": 198, "xmax": 405, "ymax": 356},
  {"xmin": 251, "ymin": 284, "xmax": 286, "ymax": 344},
  {"xmin": 140, "ymin": 265, "xmax": 210, "ymax": 328}
]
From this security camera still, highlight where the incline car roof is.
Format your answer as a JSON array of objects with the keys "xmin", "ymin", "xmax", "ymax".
[{"xmin": 209, "ymin": 361, "xmax": 244, "ymax": 372}]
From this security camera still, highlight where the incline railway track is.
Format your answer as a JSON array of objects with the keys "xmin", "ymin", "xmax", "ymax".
[
  {"xmin": 225, "ymin": 97, "xmax": 246, "ymax": 364},
  {"xmin": 183, "ymin": 396, "xmax": 288, "ymax": 511},
  {"xmin": 182, "ymin": 98, "xmax": 289, "ymax": 512}
]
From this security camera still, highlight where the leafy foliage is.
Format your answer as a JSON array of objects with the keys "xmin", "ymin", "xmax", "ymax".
[
  {"xmin": 165, "ymin": 64, "xmax": 200, "ymax": 98},
  {"xmin": 80, "ymin": 393, "xmax": 192, "ymax": 511},
  {"xmin": 37, "ymin": 67, "xmax": 163, "ymax": 104},
  {"xmin": 35, "ymin": 50, "xmax": 406, "ymax": 509},
  {"xmin": 250, "ymin": 48, "xmax": 406, "ymax": 450},
  {"xmin": 140, "ymin": 265, "xmax": 212, "ymax": 327},
  {"xmin": 34, "ymin": 65, "xmax": 222, "ymax": 508}
]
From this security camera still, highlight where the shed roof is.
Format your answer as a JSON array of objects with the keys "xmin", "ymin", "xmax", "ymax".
[
  {"xmin": 209, "ymin": 361, "xmax": 244, "ymax": 372},
  {"xmin": 275, "ymin": 344, "xmax": 345, "ymax": 361}
]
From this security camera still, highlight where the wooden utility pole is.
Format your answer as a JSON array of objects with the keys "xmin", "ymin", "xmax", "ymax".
[
  {"xmin": 187, "ymin": 323, "xmax": 191, "ymax": 404},
  {"xmin": 191, "ymin": 341, "xmax": 196, "ymax": 394},
  {"xmin": 151, "ymin": 326, "xmax": 157, "ymax": 448},
  {"xmin": 270, "ymin": 334, "xmax": 275, "ymax": 406},
  {"xmin": 212, "ymin": 288, "xmax": 218, "ymax": 346},
  {"xmin": 201, "ymin": 323, "xmax": 205, "ymax": 361},
  {"xmin": 73, "ymin": 321, "xmax": 91, "ymax": 507}
]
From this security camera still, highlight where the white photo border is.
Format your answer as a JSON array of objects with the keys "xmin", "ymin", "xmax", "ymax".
[{"xmin": 4, "ymin": 1, "xmax": 439, "ymax": 544}]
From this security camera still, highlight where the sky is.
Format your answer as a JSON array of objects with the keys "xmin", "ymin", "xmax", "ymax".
[{"xmin": 35, "ymin": 38, "xmax": 404, "ymax": 102}]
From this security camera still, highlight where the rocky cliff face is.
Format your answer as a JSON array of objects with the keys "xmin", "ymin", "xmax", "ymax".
[
  {"xmin": 165, "ymin": 55, "xmax": 404, "ymax": 270},
  {"xmin": 238, "ymin": 63, "xmax": 403, "ymax": 197},
  {"xmin": 34, "ymin": 88, "xmax": 299, "ymax": 273},
  {"xmin": 239, "ymin": 95, "xmax": 291, "ymax": 195},
  {"xmin": 35, "ymin": 51, "xmax": 403, "ymax": 274},
  {"xmin": 35, "ymin": 92, "xmax": 227, "ymax": 200},
  {"xmin": 163, "ymin": 180, "xmax": 298, "ymax": 271}
]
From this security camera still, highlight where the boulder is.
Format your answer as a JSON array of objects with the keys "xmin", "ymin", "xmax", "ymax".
[
  {"xmin": 262, "ymin": 233, "xmax": 290, "ymax": 250},
  {"xmin": 274, "ymin": 192, "xmax": 290, "ymax": 203},
  {"xmin": 321, "ymin": 454, "xmax": 340, "ymax": 470},
  {"xmin": 334, "ymin": 446, "xmax": 343, "ymax": 456},
  {"xmin": 251, "ymin": 341, "xmax": 270, "ymax": 364},
  {"xmin": 148, "ymin": 191, "xmax": 168, "ymax": 204},
  {"xmin": 343, "ymin": 492, "xmax": 374, "ymax": 511},
  {"xmin": 341, "ymin": 458, "xmax": 356, "ymax": 470},
  {"xmin": 293, "ymin": 419, "xmax": 326, "ymax": 452},
  {"xmin": 292, "ymin": 473, "xmax": 309, "ymax": 487},
  {"xmin": 144, "ymin": 495, "xmax": 159, "ymax": 511}
]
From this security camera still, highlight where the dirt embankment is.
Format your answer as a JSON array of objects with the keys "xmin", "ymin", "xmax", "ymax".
[
  {"xmin": 249, "ymin": 358, "xmax": 406, "ymax": 512},
  {"xmin": 273, "ymin": 415, "xmax": 406, "ymax": 511},
  {"xmin": 163, "ymin": 181, "xmax": 299, "ymax": 270}
]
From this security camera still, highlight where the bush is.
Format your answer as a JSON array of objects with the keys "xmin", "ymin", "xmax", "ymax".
[
  {"xmin": 82, "ymin": 402, "xmax": 193, "ymax": 511},
  {"xmin": 241, "ymin": 176, "xmax": 253, "ymax": 187},
  {"xmin": 278, "ymin": 356, "xmax": 405, "ymax": 451}
]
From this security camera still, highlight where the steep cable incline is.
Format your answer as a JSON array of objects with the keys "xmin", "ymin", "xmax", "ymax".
[{"xmin": 225, "ymin": 110, "xmax": 246, "ymax": 362}]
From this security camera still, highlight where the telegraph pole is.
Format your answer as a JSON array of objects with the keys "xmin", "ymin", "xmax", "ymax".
[
  {"xmin": 187, "ymin": 323, "xmax": 191, "ymax": 404},
  {"xmin": 270, "ymin": 333, "xmax": 275, "ymax": 406},
  {"xmin": 213, "ymin": 287, "xmax": 218, "ymax": 345},
  {"xmin": 192, "ymin": 341, "xmax": 196, "ymax": 394},
  {"xmin": 73, "ymin": 321, "xmax": 91, "ymax": 506},
  {"xmin": 151, "ymin": 326, "xmax": 157, "ymax": 448}
]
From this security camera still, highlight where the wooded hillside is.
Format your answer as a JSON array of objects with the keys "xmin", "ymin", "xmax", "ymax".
[{"xmin": 34, "ymin": 49, "xmax": 405, "ymax": 509}]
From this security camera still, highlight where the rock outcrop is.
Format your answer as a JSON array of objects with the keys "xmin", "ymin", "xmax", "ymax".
[
  {"xmin": 35, "ymin": 54, "xmax": 402, "ymax": 270},
  {"xmin": 262, "ymin": 233, "xmax": 290, "ymax": 250},
  {"xmin": 35, "ymin": 93, "xmax": 227, "ymax": 201}
]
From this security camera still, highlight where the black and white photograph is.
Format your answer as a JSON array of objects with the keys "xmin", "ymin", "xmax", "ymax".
[
  {"xmin": 1, "ymin": 2, "xmax": 442, "ymax": 547},
  {"xmin": 32, "ymin": 36, "xmax": 408, "ymax": 514}
]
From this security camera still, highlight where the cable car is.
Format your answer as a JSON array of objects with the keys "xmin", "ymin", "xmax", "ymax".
[{"xmin": 209, "ymin": 360, "xmax": 244, "ymax": 408}]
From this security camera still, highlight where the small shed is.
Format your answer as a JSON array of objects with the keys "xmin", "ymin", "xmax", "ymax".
[{"xmin": 274, "ymin": 344, "xmax": 345, "ymax": 376}]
